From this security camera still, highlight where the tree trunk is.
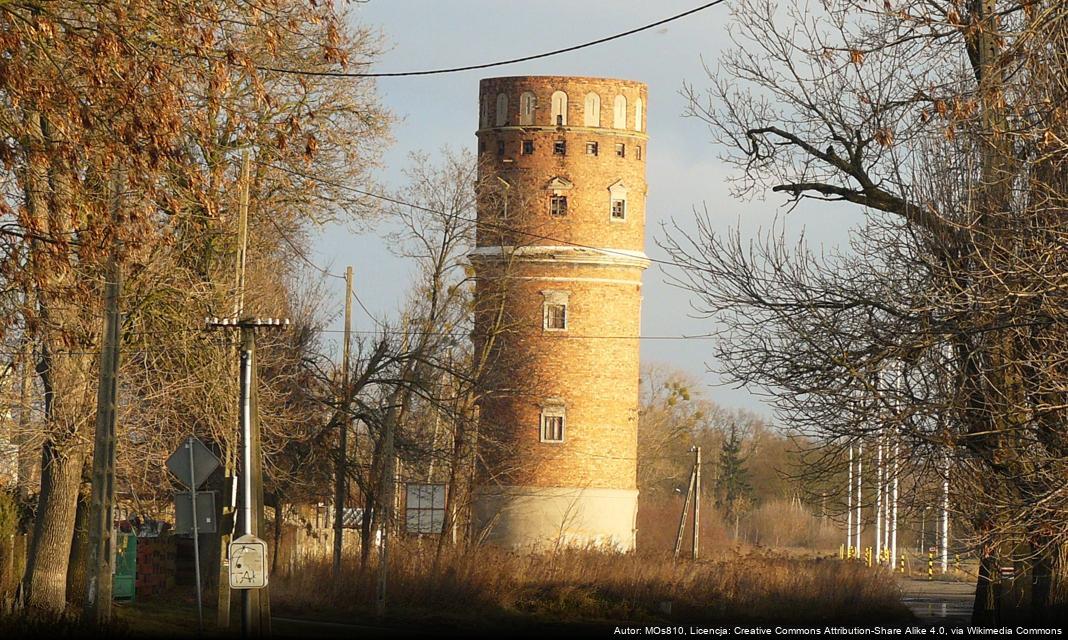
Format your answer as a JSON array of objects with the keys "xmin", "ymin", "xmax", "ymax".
[
  {"xmin": 271, "ymin": 501, "xmax": 283, "ymax": 576},
  {"xmin": 434, "ymin": 415, "xmax": 466, "ymax": 566},
  {"xmin": 15, "ymin": 342, "xmax": 38, "ymax": 502},
  {"xmin": 359, "ymin": 500, "xmax": 374, "ymax": 577},
  {"xmin": 24, "ymin": 442, "xmax": 86, "ymax": 612},
  {"xmin": 65, "ymin": 489, "xmax": 91, "ymax": 605},
  {"xmin": 973, "ymin": 551, "xmax": 996, "ymax": 624}
]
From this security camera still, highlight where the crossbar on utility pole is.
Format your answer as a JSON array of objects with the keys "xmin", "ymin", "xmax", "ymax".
[{"xmin": 207, "ymin": 316, "xmax": 288, "ymax": 639}]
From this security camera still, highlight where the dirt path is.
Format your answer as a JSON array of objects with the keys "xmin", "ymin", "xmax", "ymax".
[{"xmin": 899, "ymin": 577, "xmax": 976, "ymax": 625}]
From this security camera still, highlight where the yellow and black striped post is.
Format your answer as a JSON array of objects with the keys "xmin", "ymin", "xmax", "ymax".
[{"xmin": 927, "ymin": 551, "xmax": 934, "ymax": 580}]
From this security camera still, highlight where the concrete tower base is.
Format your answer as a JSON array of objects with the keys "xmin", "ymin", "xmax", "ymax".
[{"xmin": 473, "ymin": 486, "xmax": 638, "ymax": 551}]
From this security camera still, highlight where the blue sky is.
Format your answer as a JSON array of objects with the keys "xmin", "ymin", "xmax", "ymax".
[{"xmin": 308, "ymin": 0, "xmax": 861, "ymax": 417}]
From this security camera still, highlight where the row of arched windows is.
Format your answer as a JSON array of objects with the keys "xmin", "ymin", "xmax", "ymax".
[{"xmin": 487, "ymin": 90, "xmax": 644, "ymax": 131}]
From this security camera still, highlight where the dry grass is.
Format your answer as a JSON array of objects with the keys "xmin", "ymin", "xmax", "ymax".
[
  {"xmin": 271, "ymin": 540, "xmax": 911, "ymax": 627},
  {"xmin": 744, "ymin": 499, "xmax": 841, "ymax": 550},
  {"xmin": 636, "ymin": 495, "xmax": 841, "ymax": 555},
  {"xmin": 269, "ymin": 497, "xmax": 907, "ymax": 628}
]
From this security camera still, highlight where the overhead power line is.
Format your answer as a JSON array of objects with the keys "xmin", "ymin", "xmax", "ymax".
[{"xmin": 257, "ymin": 1, "xmax": 728, "ymax": 78}]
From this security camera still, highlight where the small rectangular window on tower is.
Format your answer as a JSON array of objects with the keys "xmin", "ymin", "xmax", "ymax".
[
  {"xmin": 586, "ymin": 141, "xmax": 598, "ymax": 156},
  {"xmin": 544, "ymin": 302, "xmax": 567, "ymax": 330},
  {"xmin": 636, "ymin": 145, "xmax": 642, "ymax": 160},
  {"xmin": 611, "ymin": 199, "xmax": 626, "ymax": 220},
  {"xmin": 553, "ymin": 140, "xmax": 566, "ymax": 156},
  {"xmin": 522, "ymin": 140, "xmax": 534, "ymax": 155},
  {"xmin": 540, "ymin": 412, "xmax": 565, "ymax": 443},
  {"xmin": 615, "ymin": 143, "xmax": 626, "ymax": 158},
  {"xmin": 549, "ymin": 195, "xmax": 568, "ymax": 218}
]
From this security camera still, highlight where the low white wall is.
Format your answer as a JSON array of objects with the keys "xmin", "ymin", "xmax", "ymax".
[{"xmin": 472, "ymin": 485, "xmax": 638, "ymax": 551}]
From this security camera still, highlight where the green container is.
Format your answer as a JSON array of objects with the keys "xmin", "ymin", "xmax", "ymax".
[{"xmin": 113, "ymin": 533, "xmax": 137, "ymax": 601}]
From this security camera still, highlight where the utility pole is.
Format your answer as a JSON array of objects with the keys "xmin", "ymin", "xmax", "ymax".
[
  {"xmin": 691, "ymin": 446, "xmax": 701, "ymax": 561},
  {"xmin": 219, "ymin": 152, "xmax": 251, "ymax": 631},
  {"xmin": 673, "ymin": 465, "xmax": 696, "ymax": 560},
  {"xmin": 875, "ymin": 442, "xmax": 882, "ymax": 563},
  {"xmin": 207, "ymin": 316, "xmax": 288, "ymax": 638},
  {"xmin": 84, "ymin": 172, "xmax": 123, "ymax": 624},
  {"xmin": 333, "ymin": 266, "xmax": 353, "ymax": 577},
  {"xmin": 847, "ymin": 445, "xmax": 853, "ymax": 557},
  {"xmin": 855, "ymin": 445, "xmax": 862, "ymax": 554},
  {"xmin": 891, "ymin": 440, "xmax": 899, "ymax": 566},
  {"xmin": 942, "ymin": 453, "xmax": 950, "ymax": 574}
]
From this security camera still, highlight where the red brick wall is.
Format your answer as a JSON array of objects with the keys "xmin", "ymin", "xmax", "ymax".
[
  {"xmin": 135, "ymin": 536, "xmax": 176, "ymax": 599},
  {"xmin": 473, "ymin": 76, "xmax": 648, "ymax": 494},
  {"xmin": 476, "ymin": 76, "xmax": 648, "ymax": 253}
]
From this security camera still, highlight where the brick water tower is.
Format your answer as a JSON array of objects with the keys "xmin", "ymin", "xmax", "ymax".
[{"xmin": 470, "ymin": 76, "xmax": 649, "ymax": 550}]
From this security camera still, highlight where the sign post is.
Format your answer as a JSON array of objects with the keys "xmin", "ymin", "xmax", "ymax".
[
  {"xmin": 166, "ymin": 436, "xmax": 220, "ymax": 634},
  {"xmin": 188, "ymin": 438, "xmax": 204, "ymax": 632}
]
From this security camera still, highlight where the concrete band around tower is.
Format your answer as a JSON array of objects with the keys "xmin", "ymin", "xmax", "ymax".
[{"xmin": 471, "ymin": 76, "xmax": 649, "ymax": 551}]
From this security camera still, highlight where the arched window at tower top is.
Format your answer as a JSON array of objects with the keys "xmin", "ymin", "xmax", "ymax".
[
  {"xmin": 495, "ymin": 93, "xmax": 509, "ymax": 127},
  {"xmin": 519, "ymin": 92, "xmax": 536, "ymax": 126},
  {"xmin": 583, "ymin": 92, "xmax": 600, "ymax": 127},
  {"xmin": 634, "ymin": 98, "xmax": 643, "ymax": 132},
  {"xmin": 551, "ymin": 91, "xmax": 568, "ymax": 126},
  {"xmin": 613, "ymin": 95, "xmax": 627, "ymax": 129}
]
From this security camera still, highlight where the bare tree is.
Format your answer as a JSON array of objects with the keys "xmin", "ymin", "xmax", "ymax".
[{"xmin": 667, "ymin": 0, "xmax": 1067, "ymax": 622}]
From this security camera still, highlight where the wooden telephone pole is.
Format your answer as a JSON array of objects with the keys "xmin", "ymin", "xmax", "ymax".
[
  {"xmin": 692, "ymin": 446, "xmax": 701, "ymax": 561},
  {"xmin": 83, "ymin": 173, "xmax": 123, "ymax": 624},
  {"xmin": 218, "ymin": 152, "xmax": 251, "ymax": 630},
  {"xmin": 333, "ymin": 266, "xmax": 353, "ymax": 577},
  {"xmin": 672, "ymin": 446, "xmax": 703, "ymax": 561}
]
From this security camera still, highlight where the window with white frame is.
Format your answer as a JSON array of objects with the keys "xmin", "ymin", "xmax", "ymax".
[
  {"xmin": 549, "ymin": 195, "xmax": 568, "ymax": 218},
  {"xmin": 546, "ymin": 176, "xmax": 573, "ymax": 218},
  {"xmin": 608, "ymin": 180, "xmax": 627, "ymax": 222},
  {"xmin": 551, "ymin": 91, "xmax": 568, "ymax": 126},
  {"xmin": 520, "ymin": 91, "xmax": 536, "ymax": 126},
  {"xmin": 541, "ymin": 289, "xmax": 569, "ymax": 330},
  {"xmin": 495, "ymin": 93, "xmax": 509, "ymax": 127},
  {"xmin": 613, "ymin": 95, "xmax": 627, "ymax": 129},
  {"xmin": 583, "ymin": 92, "xmax": 601, "ymax": 127},
  {"xmin": 405, "ymin": 483, "xmax": 446, "ymax": 534},
  {"xmin": 540, "ymin": 402, "xmax": 566, "ymax": 443}
]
